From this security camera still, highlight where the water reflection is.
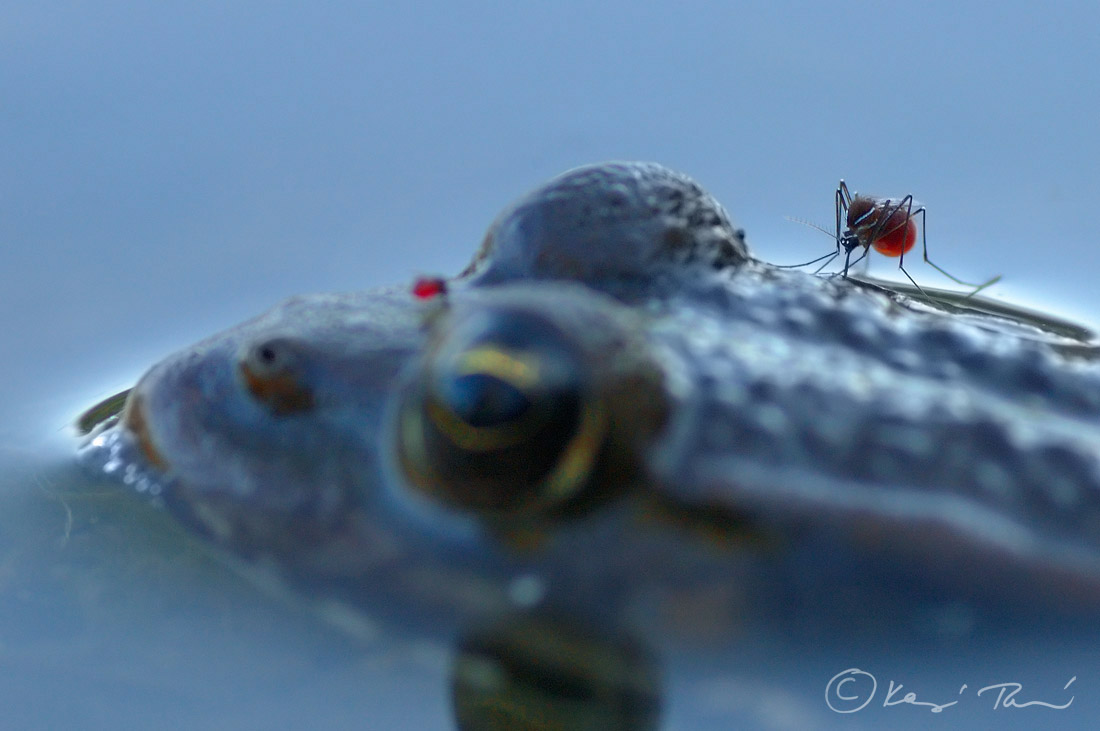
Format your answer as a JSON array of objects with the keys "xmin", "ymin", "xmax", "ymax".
[
  {"xmin": 0, "ymin": 460, "xmax": 456, "ymax": 728},
  {"xmin": 7, "ymin": 451, "xmax": 1100, "ymax": 729},
  {"xmin": 452, "ymin": 614, "xmax": 660, "ymax": 731}
]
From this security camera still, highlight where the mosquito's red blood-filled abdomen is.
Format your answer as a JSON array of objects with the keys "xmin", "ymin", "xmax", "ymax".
[{"xmin": 871, "ymin": 212, "xmax": 917, "ymax": 258}]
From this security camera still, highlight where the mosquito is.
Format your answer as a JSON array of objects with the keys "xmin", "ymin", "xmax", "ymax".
[{"xmin": 780, "ymin": 181, "xmax": 1001, "ymax": 300}]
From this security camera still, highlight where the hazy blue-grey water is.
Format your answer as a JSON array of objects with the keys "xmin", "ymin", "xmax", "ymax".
[{"xmin": 5, "ymin": 3, "xmax": 1100, "ymax": 728}]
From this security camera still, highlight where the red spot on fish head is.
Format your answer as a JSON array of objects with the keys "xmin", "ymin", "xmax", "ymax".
[{"xmin": 412, "ymin": 277, "xmax": 448, "ymax": 300}]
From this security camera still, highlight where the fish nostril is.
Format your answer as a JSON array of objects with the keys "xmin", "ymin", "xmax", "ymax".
[
  {"xmin": 121, "ymin": 392, "xmax": 169, "ymax": 471},
  {"xmin": 246, "ymin": 338, "xmax": 294, "ymax": 373},
  {"xmin": 258, "ymin": 344, "xmax": 278, "ymax": 365},
  {"xmin": 238, "ymin": 338, "xmax": 315, "ymax": 416}
]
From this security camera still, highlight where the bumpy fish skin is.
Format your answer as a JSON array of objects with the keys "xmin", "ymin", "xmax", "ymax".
[{"xmin": 81, "ymin": 162, "xmax": 1100, "ymax": 640}]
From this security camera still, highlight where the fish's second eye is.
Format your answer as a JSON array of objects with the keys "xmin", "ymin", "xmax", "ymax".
[
  {"xmin": 394, "ymin": 290, "xmax": 669, "ymax": 523},
  {"xmin": 426, "ymin": 346, "xmax": 550, "ymax": 453},
  {"xmin": 396, "ymin": 310, "xmax": 600, "ymax": 517},
  {"xmin": 440, "ymin": 372, "xmax": 531, "ymax": 428}
]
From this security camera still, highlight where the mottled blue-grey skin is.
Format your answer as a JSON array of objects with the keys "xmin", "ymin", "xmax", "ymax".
[{"xmin": 83, "ymin": 162, "xmax": 1100, "ymax": 643}]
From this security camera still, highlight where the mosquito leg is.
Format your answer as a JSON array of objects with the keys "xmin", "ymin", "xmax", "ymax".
[
  {"xmin": 893, "ymin": 197, "xmax": 949, "ymax": 304},
  {"xmin": 915, "ymin": 206, "xmax": 1002, "ymax": 294},
  {"xmin": 842, "ymin": 245, "xmax": 869, "ymax": 278},
  {"xmin": 957, "ymin": 275, "xmax": 1002, "ymax": 300},
  {"xmin": 775, "ymin": 250, "xmax": 841, "ymax": 269},
  {"xmin": 835, "ymin": 183, "xmax": 846, "ymax": 243},
  {"xmin": 837, "ymin": 180, "xmax": 853, "ymax": 213},
  {"xmin": 899, "ymin": 263, "xmax": 936, "ymax": 304},
  {"xmin": 811, "ymin": 250, "xmax": 840, "ymax": 274},
  {"xmin": 894, "ymin": 195, "xmax": 914, "ymax": 273}
]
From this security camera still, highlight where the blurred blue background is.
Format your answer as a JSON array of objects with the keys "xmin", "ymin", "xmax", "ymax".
[
  {"xmin": 3, "ymin": 2, "xmax": 1099, "ymax": 727},
  {"xmin": 6, "ymin": 1, "xmax": 1100, "ymax": 433}
]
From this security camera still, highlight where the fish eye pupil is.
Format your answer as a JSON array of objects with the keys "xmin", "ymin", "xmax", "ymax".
[
  {"xmin": 259, "ymin": 345, "xmax": 278, "ymax": 364},
  {"xmin": 439, "ymin": 372, "xmax": 531, "ymax": 428}
]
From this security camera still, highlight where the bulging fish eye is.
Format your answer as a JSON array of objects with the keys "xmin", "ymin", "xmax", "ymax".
[{"xmin": 396, "ymin": 309, "xmax": 606, "ymax": 517}]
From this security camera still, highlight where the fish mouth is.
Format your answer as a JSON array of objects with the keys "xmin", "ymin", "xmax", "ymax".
[{"xmin": 120, "ymin": 390, "xmax": 170, "ymax": 472}]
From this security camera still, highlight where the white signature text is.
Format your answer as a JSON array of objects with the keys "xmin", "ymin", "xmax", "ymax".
[{"xmin": 825, "ymin": 668, "xmax": 1076, "ymax": 714}]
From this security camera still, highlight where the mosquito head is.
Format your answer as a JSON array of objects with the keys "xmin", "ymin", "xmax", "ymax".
[{"xmin": 839, "ymin": 232, "xmax": 863, "ymax": 254}]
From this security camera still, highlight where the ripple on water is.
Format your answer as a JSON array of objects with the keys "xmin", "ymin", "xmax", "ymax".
[{"xmin": 78, "ymin": 428, "xmax": 167, "ymax": 498}]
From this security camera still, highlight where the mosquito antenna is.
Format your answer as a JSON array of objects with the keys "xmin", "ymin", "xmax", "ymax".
[
  {"xmin": 784, "ymin": 216, "xmax": 839, "ymax": 241},
  {"xmin": 776, "ymin": 216, "xmax": 843, "ymax": 269}
]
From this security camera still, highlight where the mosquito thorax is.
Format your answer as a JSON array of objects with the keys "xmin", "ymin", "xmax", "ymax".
[{"xmin": 845, "ymin": 196, "xmax": 877, "ymax": 229}]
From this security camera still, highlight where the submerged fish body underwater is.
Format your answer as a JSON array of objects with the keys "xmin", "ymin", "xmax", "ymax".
[{"xmin": 80, "ymin": 163, "xmax": 1100, "ymax": 728}]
